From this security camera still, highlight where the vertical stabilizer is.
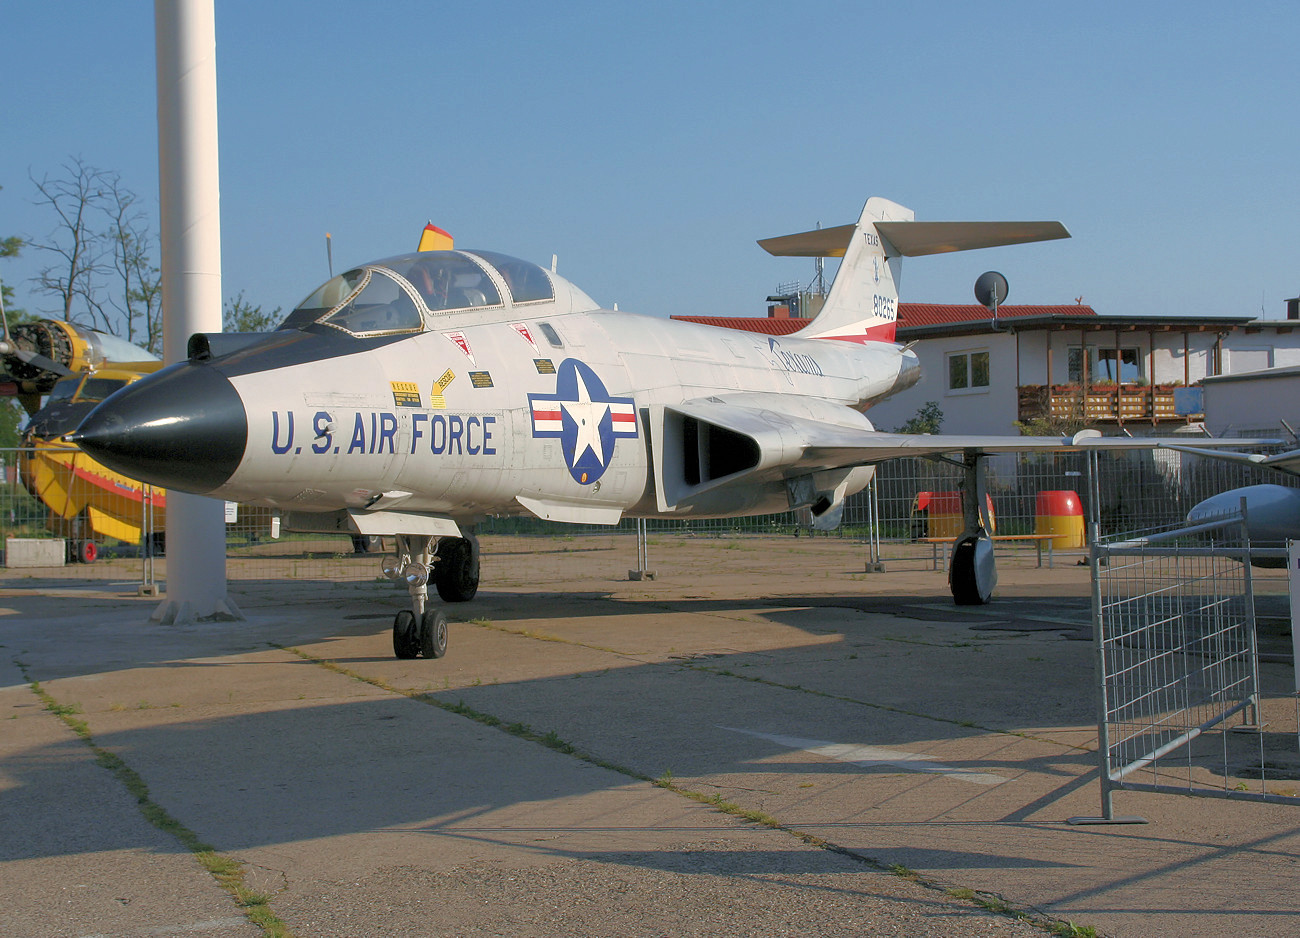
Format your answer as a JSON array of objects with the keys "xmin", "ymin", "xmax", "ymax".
[
  {"xmin": 756, "ymin": 197, "xmax": 1070, "ymax": 345},
  {"xmin": 757, "ymin": 197, "xmax": 913, "ymax": 344}
]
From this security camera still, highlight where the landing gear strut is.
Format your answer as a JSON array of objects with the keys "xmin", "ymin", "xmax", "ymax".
[
  {"xmin": 382, "ymin": 531, "xmax": 478, "ymax": 659},
  {"xmin": 949, "ymin": 449, "xmax": 997, "ymax": 605}
]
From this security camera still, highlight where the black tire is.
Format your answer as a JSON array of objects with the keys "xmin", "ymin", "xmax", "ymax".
[
  {"xmin": 434, "ymin": 538, "xmax": 479, "ymax": 603},
  {"xmin": 352, "ymin": 534, "xmax": 378, "ymax": 554},
  {"xmin": 950, "ymin": 532, "xmax": 996, "ymax": 605},
  {"xmin": 420, "ymin": 609, "xmax": 448, "ymax": 659},
  {"xmin": 392, "ymin": 610, "xmax": 420, "ymax": 659}
]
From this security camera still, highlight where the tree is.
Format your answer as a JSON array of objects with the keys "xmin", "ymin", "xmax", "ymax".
[
  {"xmin": 1, "ymin": 185, "xmax": 26, "ymax": 326},
  {"xmin": 28, "ymin": 158, "xmax": 109, "ymax": 323},
  {"xmin": 223, "ymin": 291, "xmax": 282, "ymax": 333},
  {"xmin": 26, "ymin": 158, "xmax": 162, "ymax": 350},
  {"xmin": 103, "ymin": 174, "xmax": 163, "ymax": 354},
  {"xmin": 894, "ymin": 401, "xmax": 944, "ymax": 434},
  {"xmin": 1014, "ymin": 415, "xmax": 1093, "ymax": 437}
]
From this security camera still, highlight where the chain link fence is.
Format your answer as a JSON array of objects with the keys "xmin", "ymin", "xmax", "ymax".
[{"xmin": 2, "ymin": 440, "xmax": 1295, "ymax": 583}]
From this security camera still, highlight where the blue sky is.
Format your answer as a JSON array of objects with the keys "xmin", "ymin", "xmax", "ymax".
[{"xmin": 3, "ymin": 1, "xmax": 1297, "ymax": 328}]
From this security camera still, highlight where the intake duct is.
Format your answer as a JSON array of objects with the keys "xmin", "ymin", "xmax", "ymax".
[
  {"xmin": 678, "ymin": 414, "xmax": 762, "ymax": 486},
  {"xmin": 649, "ymin": 394, "xmax": 879, "ymax": 517}
]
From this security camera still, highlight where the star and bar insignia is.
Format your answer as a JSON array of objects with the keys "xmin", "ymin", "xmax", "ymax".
[{"xmin": 528, "ymin": 358, "xmax": 637, "ymax": 485}]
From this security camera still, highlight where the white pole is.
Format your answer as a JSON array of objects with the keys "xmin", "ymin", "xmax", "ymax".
[{"xmin": 153, "ymin": 0, "xmax": 241, "ymax": 623}]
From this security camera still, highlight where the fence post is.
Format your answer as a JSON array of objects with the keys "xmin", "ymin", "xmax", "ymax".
[
  {"xmin": 1238, "ymin": 496, "xmax": 1261, "ymax": 729},
  {"xmin": 139, "ymin": 484, "xmax": 160, "ymax": 596},
  {"xmin": 1070, "ymin": 449, "xmax": 1147, "ymax": 825},
  {"xmin": 865, "ymin": 475, "xmax": 885, "ymax": 572},
  {"xmin": 629, "ymin": 518, "xmax": 656, "ymax": 581}
]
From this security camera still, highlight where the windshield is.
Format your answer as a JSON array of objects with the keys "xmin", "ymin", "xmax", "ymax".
[
  {"xmin": 76, "ymin": 377, "xmax": 130, "ymax": 403},
  {"xmin": 46, "ymin": 377, "xmax": 82, "ymax": 403},
  {"xmin": 87, "ymin": 332, "xmax": 159, "ymax": 363},
  {"xmin": 285, "ymin": 269, "xmax": 368, "ymax": 325},
  {"xmin": 322, "ymin": 269, "xmax": 424, "ymax": 335},
  {"xmin": 278, "ymin": 250, "xmax": 552, "ymax": 337}
]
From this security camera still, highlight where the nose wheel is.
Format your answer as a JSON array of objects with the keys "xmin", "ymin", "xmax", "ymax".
[
  {"xmin": 393, "ymin": 607, "xmax": 448, "ymax": 659},
  {"xmin": 384, "ymin": 533, "xmax": 461, "ymax": 659},
  {"xmin": 393, "ymin": 610, "xmax": 419, "ymax": 659}
]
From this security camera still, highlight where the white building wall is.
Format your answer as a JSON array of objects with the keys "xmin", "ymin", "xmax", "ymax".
[
  {"xmin": 1203, "ymin": 369, "xmax": 1300, "ymax": 436},
  {"xmin": 1221, "ymin": 327, "xmax": 1300, "ymax": 373},
  {"xmin": 866, "ymin": 331, "xmax": 1021, "ymax": 435}
]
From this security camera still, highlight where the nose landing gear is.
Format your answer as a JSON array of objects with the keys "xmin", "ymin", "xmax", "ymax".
[{"xmin": 383, "ymin": 532, "xmax": 477, "ymax": 659}]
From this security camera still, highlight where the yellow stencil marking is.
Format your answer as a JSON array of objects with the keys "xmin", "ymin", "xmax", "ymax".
[{"xmin": 429, "ymin": 369, "xmax": 455, "ymax": 409}]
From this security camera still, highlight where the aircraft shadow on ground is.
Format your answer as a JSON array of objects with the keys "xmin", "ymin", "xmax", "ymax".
[
  {"xmin": 3, "ymin": 575, "xmax": 1296, "ymax": 880},
  {"xmin": 0, "ymin": 675, "xmax": 1100, "ymax": 866}
]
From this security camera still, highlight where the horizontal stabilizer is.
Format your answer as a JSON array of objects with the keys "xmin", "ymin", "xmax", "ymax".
[
  {"xmin": 758, "ymin": 224, "xmax": 857, "ymax": 258},
  {"xmin": 760, "ymin": 220, "xmax": 1069, "ymax": 258},
  {"xmin": 878, "ymin": 220, "xmax": 1070, "ymax": 257}
]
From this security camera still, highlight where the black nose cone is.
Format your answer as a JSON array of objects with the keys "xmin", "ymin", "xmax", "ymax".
[{"xmin": 71, "ymin": 363, "xmax": 248, "ymax": 494}]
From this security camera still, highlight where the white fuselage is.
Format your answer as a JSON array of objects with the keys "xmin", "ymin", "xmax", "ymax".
[{"xmin": 226, "ymin": 308, "xmax": 914, "ymax": 522}]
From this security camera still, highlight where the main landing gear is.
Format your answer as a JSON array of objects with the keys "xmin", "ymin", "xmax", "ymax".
[
  {"xmin": 948, "ymin": 450, "xmax": 998, "ymax": 606},
  {"xmin": 382, "ymin": 532, "xmax": 480, "ymax": 660}
]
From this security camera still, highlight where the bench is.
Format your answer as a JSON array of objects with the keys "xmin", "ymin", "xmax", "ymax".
[{"xmin": 918, "ymin": 533, "xmax": 1058, "ymax": 571}]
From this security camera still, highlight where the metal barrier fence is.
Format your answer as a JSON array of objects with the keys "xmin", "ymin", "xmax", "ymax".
[
  {"xmin": 1073, "ymin": 503, "xmax": 1300, "ymax": 824},
  {"xmin": 1, "ymin": 441, "xmax": 1295, "ymax": 583}
]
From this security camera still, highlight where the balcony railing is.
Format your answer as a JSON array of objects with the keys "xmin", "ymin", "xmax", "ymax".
[{"xmin": 1018, "ymin": 384, "xmax": 1199, "ymax": 425}]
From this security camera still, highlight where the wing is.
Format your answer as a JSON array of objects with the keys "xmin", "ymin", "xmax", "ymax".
[
  {"xmin": 1160, "ymin": 443, "xmax": 1300, "ymax": 477},
  {"xmin": 651, "ymin": 393, "xmax": 1276, "ymax": 514}
]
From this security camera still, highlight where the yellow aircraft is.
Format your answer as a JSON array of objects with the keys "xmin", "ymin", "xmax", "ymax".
[{"xmin": 1, "ymin": 316, "xmax": 166, "ymax": 562}]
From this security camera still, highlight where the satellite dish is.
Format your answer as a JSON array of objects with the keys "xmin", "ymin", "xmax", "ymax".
[{"xmin": 974, "ymin": 271, "xmax": 1009, "ymax": 312}]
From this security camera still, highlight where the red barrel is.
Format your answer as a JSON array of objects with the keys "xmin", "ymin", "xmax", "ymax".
[
  {"xmin": 1035, "ymin": 490, "xmax": 1084, "ymax": 548},
  {"xmin": 918, "ymin": 490, "xmax": 996, "ymax": 538}
]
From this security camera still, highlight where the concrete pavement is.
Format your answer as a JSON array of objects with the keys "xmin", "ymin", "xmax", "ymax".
[{"xmin": 2, "ymin": 534, "xmax": 1298, "ymax": 937}]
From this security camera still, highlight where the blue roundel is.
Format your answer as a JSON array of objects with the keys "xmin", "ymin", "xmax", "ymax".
[{"xmin": 527, "ymin": 359, "xmax": 638, "ymax": 485}]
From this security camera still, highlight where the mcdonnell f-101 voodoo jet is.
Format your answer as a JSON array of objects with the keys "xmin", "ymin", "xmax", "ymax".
[{"xmin": 74, "ymin": 195, "xmax": 1174, "ymax": 659}]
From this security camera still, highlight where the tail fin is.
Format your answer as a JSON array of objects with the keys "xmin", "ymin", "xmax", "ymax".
[{"xmin": 758, "ymin": 197, "xmax": 1069, "ymax": 345}]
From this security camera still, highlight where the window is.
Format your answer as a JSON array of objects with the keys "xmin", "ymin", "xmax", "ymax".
[
  {"xmin": 466, "ymin": 250, "xmax": 555, "ymax": 304},
  {"xmin": 947, "ymin": 350, "xmax": 990, "ymax": 392},
  {"xmin": 1068, "ymin": 347, "xmax": 1143, "ymax": 383},
  {"xmin": 387, "ymin": 254, "xmax": 501, "ymax": 312},
  {"xmin": 538, "ymin": 321, "xmax": 563, "ymax": 348},
  {"xmin": 1096, "ymin": 348, "xmax": 1141, "ymax": 382}
]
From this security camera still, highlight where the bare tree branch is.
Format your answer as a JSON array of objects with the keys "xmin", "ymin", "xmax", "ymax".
[{"xmin": 27, "ymin": 157, "xmax": 116, "ymax": 326}]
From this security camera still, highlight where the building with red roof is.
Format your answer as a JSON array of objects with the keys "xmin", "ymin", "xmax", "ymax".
[{"xmin": 673, "ymin": 301, "xmax": 1300, "ymax": 435}]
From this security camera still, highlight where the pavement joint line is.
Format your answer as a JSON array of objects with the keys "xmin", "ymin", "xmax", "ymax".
[
  {"xmin": 473, "ymin": 613, "xmax": 1100, "ymax": 760},
  {"xmin": 673, "ymin": 660, "xmax": 1096, "ymax": 755},
  {"xmin": 277, "ymin": 644, "xmax": 1099, "ymax": 938},
  {"xmin": 460, "ymin": 613, "xmax": 1094, "ymax": 755},
  {"xmin": 12, "ymin": 658, "xmax": 298, "ymax": 938},
  {"xmin": 465, "ymin": 617, "xmax": 643, "ymax": 657}
]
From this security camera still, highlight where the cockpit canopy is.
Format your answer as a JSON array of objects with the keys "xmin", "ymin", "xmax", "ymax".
[{"xmin": 280, "ymin": 250, "xmax": 558, "ymax": 337}]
